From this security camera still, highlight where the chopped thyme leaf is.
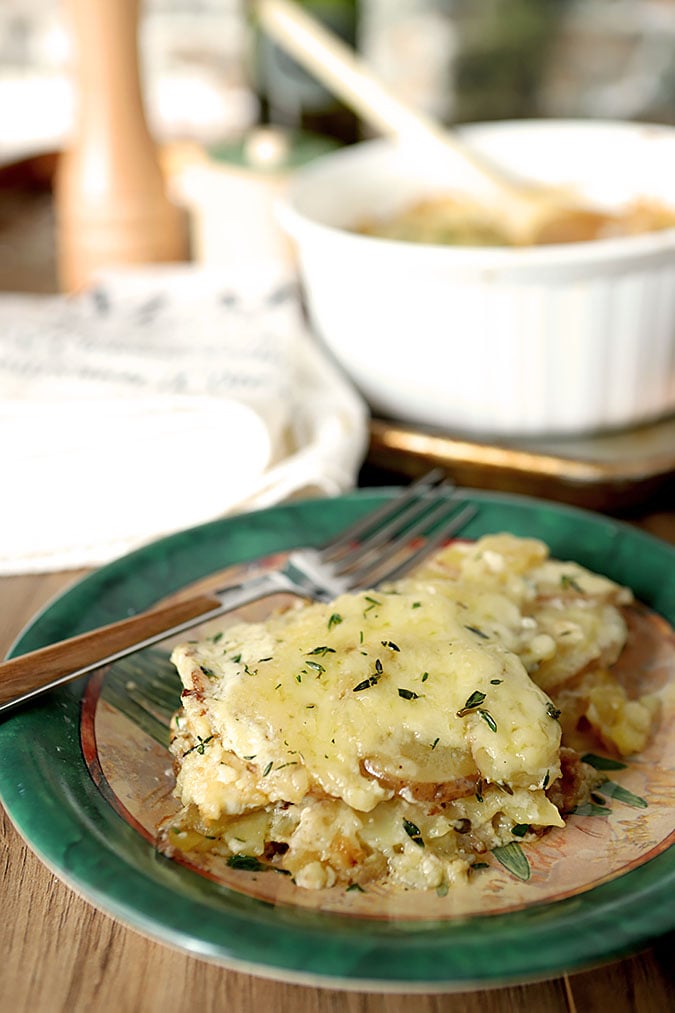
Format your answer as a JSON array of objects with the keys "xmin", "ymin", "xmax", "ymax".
[
  {"xmin": 307, "ymin": 646, "xmax": 336, "ymax": 657},
  {"xmin": 412, "ymin": 601, "xmax": 422, "ymax": 609},
  {"xmin": 475, "ymin": 778, "xmax": 484, "ymax": 803},
  {"xmin": 258, "ymin": 657, "xmax": 273, "ymax": 663},
  {"xmin": 231, "ymin": 653, "xmax": 242, "ymax": 663},
  {"xmin": 262, "ymin": 761, "xmax": 273, "ymax": 776},
  {"xmin": 295, "ymin": 674, "xmax": 302, "ymax": 683},
  {"xmin": 353, "ymin": 672, "xmax": 381, "ymax": 692},
  {"xmin": 276, "ymin": 761, "xmax": 298, "ymax": 770},
  {"xmin": 242, "ymin": 754, "xmax": 256, "ymax": 760},
  {"xmin": 478, "ymin": 709, "xmax": 497, "ymax": 732},
  {"xmin": 210, "ymin": 631, "xmax": 224, "ymax": 644},
  {"xmin": 199, "ymin": 665, "xmax": 216, "ymax": 678},
  {"xmin": 346, "ymin": 882, "xmax": 365, "ymax": 893},
  {"xmin": 381, "ymin": 640, "xmax": 400, "ymax": 651},
  {"xmin": 421, "ymin": 671, "xmax": 429, "ymax": 682},
  {"xmin": 511, "ymin": 823, "xmax": 529, "ymax": 837},
  {"xmin": 542, "ymin": 770, "xmax": 550, "ymax": 789},
  {"xmin": 375, "ymin": 658, "xmax": 383, "ymax": 675},
  {"xmin": 561, "ymin": 573, "xmax": 584, "ymax": 593},
  {"xmin": 182, "ymin": 734, "xmax": 214, "ymax": 758},
  {"xmin": 398, "ymin": 688, "xmax": 420, "ymax": 700},
  {"xmin": 457, "ymin": 690, "xmax": 487, "ymax": 716},
  {"xmin": 431, "ymin": 737, "xmax": 439, "ymax": 750},
  {"xmin": 305, "ymin": 661, "xmax": 325, "ymax": 674},
  {"xmin": 490, "ymin": 679, "xmax": 503, "ymax": 685},
  {"xmin": 464, "ymin": 624, "xmax": 489, "ymax": 640},
  {"xmin": 227, "ymin": 854, "xmax": 266, "ymax": 872},
  {"xmin": 546, "ymin": 702, "xmax": 562, "ymax": 720},
  {"xmin": 327, "ymin": 613, "xmax": 343, "ymax": 630},
  {"xmin": 402, "ymin": 819, "xmax": 424, "ymax": 847},
  {"xmin": 274, "ymin": 683, "xmax": 282, "ymax": 690},
  {"xmin": 226, "ymin": 854, "xmax": 292, "ymax": 876}
]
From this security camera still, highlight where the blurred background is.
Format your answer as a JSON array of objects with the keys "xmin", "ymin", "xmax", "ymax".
[
  {"xmin": 2, "ymin": 0, "xmax": 675, "ymax": 293},
  {"xmin": 2, "ymin": 0, "xmax": 675, "ymax": 166}
]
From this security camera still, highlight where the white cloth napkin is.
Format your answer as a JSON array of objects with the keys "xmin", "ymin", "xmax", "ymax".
[{"xmin": 0, "ymin": 265, "xmax": 369, "ymax": 574}]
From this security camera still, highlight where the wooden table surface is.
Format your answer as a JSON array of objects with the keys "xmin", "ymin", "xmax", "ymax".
[{"xmin": 1, "ymin": 170, "xmax": 674, "ymax": 1013}]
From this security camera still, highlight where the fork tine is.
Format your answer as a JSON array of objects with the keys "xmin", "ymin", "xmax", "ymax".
[
  {"xmin": 342, "ymin": 500, "xmax": 477, "ymax": 589},
  {"xmin": 320, "ymin": 468, "xmax": 449, "ymax": 559},
  {"xmin": 373, "ymin": 503, "xmax": 478, "ymax": 585},
  {"xmin": 330, "ymin": 478, "xmax": 455, "ymax": 574}
]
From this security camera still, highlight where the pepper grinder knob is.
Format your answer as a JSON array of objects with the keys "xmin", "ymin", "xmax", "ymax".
[{"xmin": 56, "ymin": 0, "xmax": 186, "ymax": 292}]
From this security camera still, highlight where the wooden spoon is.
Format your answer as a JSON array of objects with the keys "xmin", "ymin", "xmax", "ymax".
[{"xmin": 257, "ymin": 0, "xmax": 580, "ymax": 246}]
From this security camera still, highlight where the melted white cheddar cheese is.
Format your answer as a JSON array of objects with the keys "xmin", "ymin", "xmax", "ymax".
[{"xmin": 166, "ymin": 533, "xmax": 637, "ymax": 891}]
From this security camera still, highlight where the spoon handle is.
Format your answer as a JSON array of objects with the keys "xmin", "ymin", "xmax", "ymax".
[{"xmin": 257, "ymin": 0, "xmax": 514, "ymax": 198}]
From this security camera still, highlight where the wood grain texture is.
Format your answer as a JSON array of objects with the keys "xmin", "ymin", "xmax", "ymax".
[
  {"xmin": 1, "ymin": 505, "xmax": 674, "ymax": 1013},
  {"xmin": 0, "ymin": 590, "xmax": 221, "ymax": 710}
]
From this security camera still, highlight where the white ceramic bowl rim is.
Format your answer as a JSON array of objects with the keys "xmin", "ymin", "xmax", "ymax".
[{"xmin": 280, "ymin": 120, "xmax": 675, "ymax": 272}]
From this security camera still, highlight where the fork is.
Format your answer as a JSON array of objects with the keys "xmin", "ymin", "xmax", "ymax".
[{"xmin": 0, "ymin": 471, "xmax": 475, "ymax": 713}]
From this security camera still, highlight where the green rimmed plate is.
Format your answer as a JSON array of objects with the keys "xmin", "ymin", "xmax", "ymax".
[{"xmin": 0, "ymin": 489, "xmax": 673, "ymax": 991}]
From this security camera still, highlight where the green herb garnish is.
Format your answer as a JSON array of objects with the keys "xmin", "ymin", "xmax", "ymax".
[
  {"xmin": 457, "ymin": 690, "xmax": 487, "ymax": 716},
  {"xmin": 561, "ymin": 573, "xmax": 584, "ymax": 593},
  {"xmin": 328, "ymin": 613, "xmax": 343, "ymax": 630},
  {"xmin": 398, "ymin": 688, "xmax": 420, "ymax": 700},
  {"xmin": 464, "ymin": 624, "xmax": 489, "ymax": 639},
  {"xmin": 182, "ymin": 735, "xmax": 214, "ymax": 758},
  {"xmin": 227, "ymin": 854, "xmax": 266, "ymax": 872},
  {"xmin": 402, "ymin": 819, "xmax": 424, "ymax": 847},
  {"xmin": 478, "ymin": 709, "xmax": 497, "ymax": 732},
  {"xmin": 353, "ymin": 671, "xmax": 381, "ymax": 692}
]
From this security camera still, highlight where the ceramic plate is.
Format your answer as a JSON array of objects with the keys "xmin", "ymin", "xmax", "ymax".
[{"xmin": 1, "ymin": 490, "xmax": 674, "ymax": 991}]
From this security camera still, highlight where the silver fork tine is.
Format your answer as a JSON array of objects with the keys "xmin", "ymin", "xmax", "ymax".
[
  {"xmin": 343, "ymin": 498, "xmax": 477, "ymax": 589},
  {"xmin": 331, "ymin": 479, "xmax": 455, "ymax": 574},
  {"xmin": 320, "ymin": 468, "xmax": 448, "ymax": 560},
  {"xmin": 371, "ymin": 502, "xmax": 478, "ymax": 586}
]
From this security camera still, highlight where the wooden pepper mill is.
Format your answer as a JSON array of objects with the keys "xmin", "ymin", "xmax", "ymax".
[{"xmin": 56, "ymin": 0, "xmax": 186, "ymax": 292}]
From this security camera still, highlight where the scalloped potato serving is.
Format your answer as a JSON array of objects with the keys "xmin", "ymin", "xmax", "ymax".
[
  {"xmin": 357, "ymin": 196, "xmax": 675, "ymax": 247},
  {"xmin": 162, "ymin": 534, "xmax": 659, "ymax": 892}
]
